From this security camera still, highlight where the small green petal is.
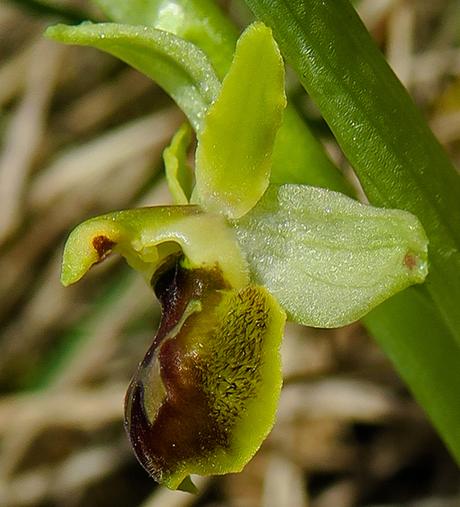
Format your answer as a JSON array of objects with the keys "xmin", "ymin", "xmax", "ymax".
[
  {"xmin": 125, "ymin": 259, "xmax": 286, "ymax": 489},
  {"xmin": 193, "ymin": 22, "xmax": 286, "ymax": 218},
  {"xmin": 233, "ymin": 184, "xmax": 428, "ymax": 328},
  {"xmin": 45, "ymin": 23, "xmax": 220, "ymax": 132},
  {"xmin": 61, "ymin": 206, "xmax": 249, "ymax": 289},
  {"xmin": 164, "ymin": 123, "xmax": 194, "ymax": 204}
]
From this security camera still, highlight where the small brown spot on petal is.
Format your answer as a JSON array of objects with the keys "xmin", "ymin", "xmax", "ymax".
[
  {"xmin": 404, "ymin": 253, "xmax": 417, "ymax": 270},
  {"xmin": 92, "ymin": 235, "xmax": 115, "ymax": 261}
]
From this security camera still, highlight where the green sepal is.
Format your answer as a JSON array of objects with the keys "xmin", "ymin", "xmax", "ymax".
[
  {"xmin": 61, "ymin": 206, "xmax": 249, "ymax": 289},
  {"xmin": 233, "ymin": 184, "xmax": 428, "ymax": 327},
  {"xmin": 193, "ymin": 22, "xmax": 286, "ymax": 218},
  {"xmin": 45, "ymin": 22, "xmax": 220, "ymax": 132},
  {"xmin": 163, "ymin": 123, "xmax": 194, "ymax": 204}
]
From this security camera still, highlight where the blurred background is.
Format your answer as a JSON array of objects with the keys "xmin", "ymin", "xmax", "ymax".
[{"xmin": 0, "ymin": 1, "xmax": 459, "ymax": 506}]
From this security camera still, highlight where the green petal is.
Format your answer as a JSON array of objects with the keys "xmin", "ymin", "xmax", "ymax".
[
  {"xmin": 193, "ymin": 22, "xmax": 286, "ymax": 218},
  {"xmin": 233, "ymin": 185, "xmax": 428, "ymax": 328},
  {"xmin": 125, "ymin": 258, "xmax": 286, "ymax": 489},
  {"xmin": 61, "ymin": 206, "xmax": 248, "ymax": 289},
  {"xmin": 45, "ymin": 23, "xmax": 219, "ymax": 132},
  {"xmin": 163, "ymin": 123, "xmax": 194, "ymax": 204}
]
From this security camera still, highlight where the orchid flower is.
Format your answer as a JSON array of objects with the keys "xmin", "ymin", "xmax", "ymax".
[{"xmin": 49, "ymin": 22, "xmax": 427, "ymax": 491}]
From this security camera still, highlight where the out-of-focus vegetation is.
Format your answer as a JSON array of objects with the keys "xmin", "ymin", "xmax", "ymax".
[{"xmin": 0, "ymin": 1, "xmax": 459, "ymax": 506}]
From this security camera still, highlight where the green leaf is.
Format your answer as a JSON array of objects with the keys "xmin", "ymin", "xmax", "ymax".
[
  {"xmin": 244, "ymin": 0, "xmax": 460, "ymax": 464},
  {"xmin": 193, "ymin": 22, "xmax": 286, "ymax": 218},
  {"xmin": 363, "ymin": 288, "xmax": 460, "ymax": 463},
  {"xmin": 233, "ymin": 185, "xmax": 428, "ymax": 327},
  {"xmin": 163, "ymin": 123, "xmax": 194, "ymax": 204},
  {"xmin": 125, "ymin": 257, "xmax": 286, "ymax": 489},
  {"xmin": 45, "ymin": 22, "xmax": 220, "ymax": 132},
  {"xmin": 61, "ymin": 206, "xmax": 249, "ymax": 289}
]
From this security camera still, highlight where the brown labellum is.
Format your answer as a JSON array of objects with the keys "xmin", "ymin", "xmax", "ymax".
[{"xmin": 124, "ymin": 256, "xmax": 285, "ymax": 490}]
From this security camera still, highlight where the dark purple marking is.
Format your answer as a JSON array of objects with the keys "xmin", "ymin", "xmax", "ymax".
[
  {"xmin": 404, "ymin": 252, "xmax": 417, "ymax": 270},
  {"xmin": 124, "ymin": 257, "xmax": 229, "ymax": 481},
  {"xmin": 92, "ymin": 235, "xmax": 115, "ymax": 261}
]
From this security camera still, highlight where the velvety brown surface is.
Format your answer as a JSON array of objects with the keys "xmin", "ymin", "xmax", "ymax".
[{"xmin": 125, "ymin": 259, "xmax": 229, "ymax": 480}]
